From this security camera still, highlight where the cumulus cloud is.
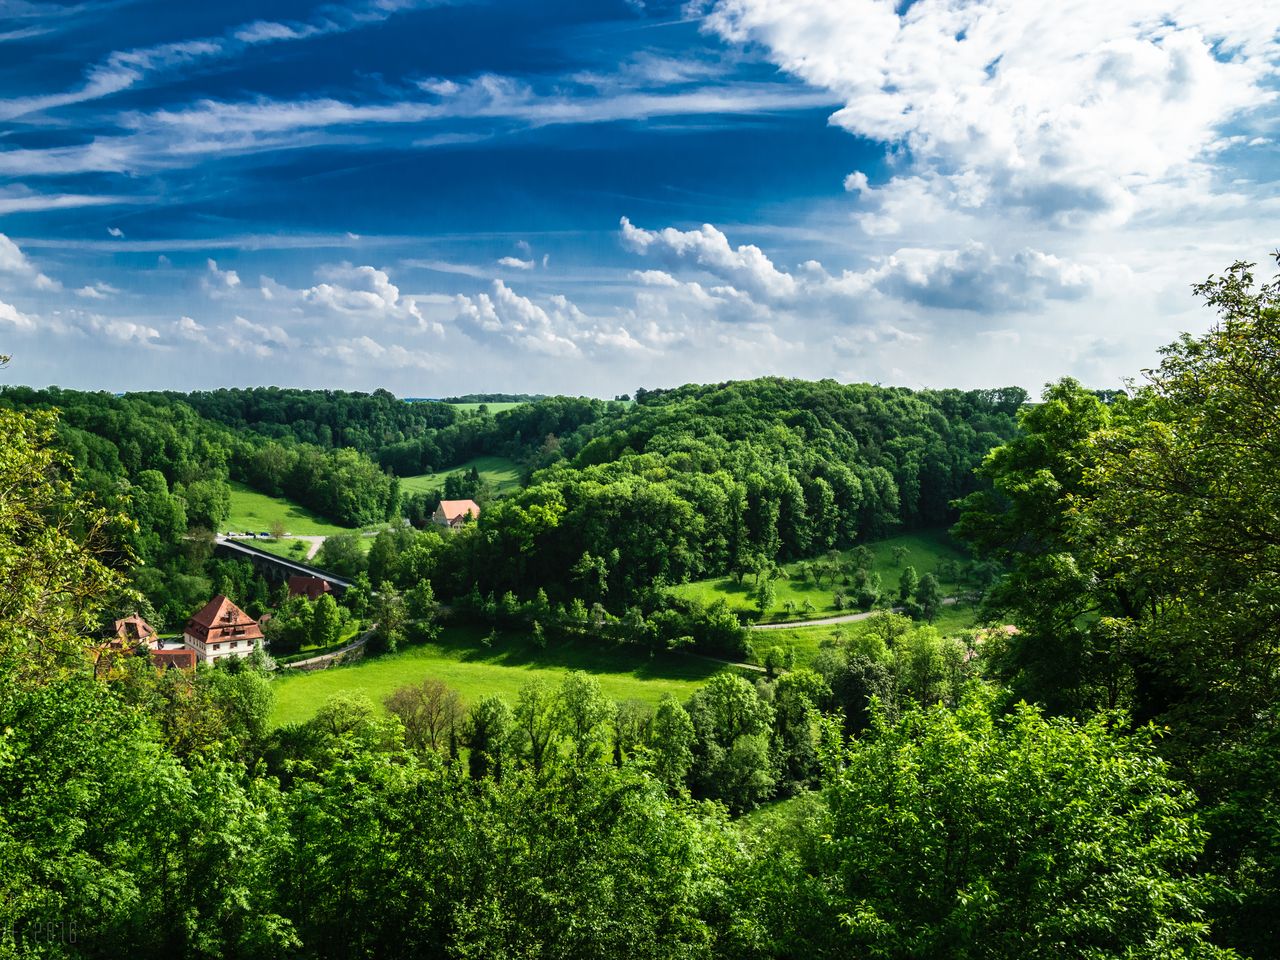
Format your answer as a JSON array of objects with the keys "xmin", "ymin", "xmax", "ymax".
[
  {"xmin": 297, "ymin": 262, "xmax": 437, "ymax": 332},
  {"xmin": 0, "ymin": 233, "xmax": 59, "ymax": 290},
  {"xmin": 705, "ymin": 0, "xmax": 1280, "ymax": 227},
  {"xmin": 454, "ymin": 280, "xmax": 581, "ymax": 356},
  {"xmin": 321, "ymin": 335, "xmax": 440, "ymax": 370},
  {"xmin": 201, "ymin": 258, "xmax": 241, "ymax": 297},
  {"xmin": 226, "ymin": 315, "xmax": 292, "ymax": 358},
  {"xmin": 0, "ymin": 299, "xmax": 36, "ymax": 331},
  {"xmin": 173, "ymin": 315, "xmax": 210, "ymax": 344},
  {"xmin": 866, "ymin": 243, "xmax": 1098, "ymax": 312},
  {"xmin": 620, "ymin": 216, "xmax": 1103, "ymax": 319},
  {"xmin": 107, "ymin": 226, "xmax": 124, "ymax": 238},
  {"xmin": 71, "ymin": 312, "xmax": 160, "ymax": 345},
  {"xmin": 497, "ymin": 256, "xmax": 534, "ymax": 269},
  {"xmin": 620, "ymin": 217, "xmax": 799, "ymax": 302},
  {"xmin": 75, "ymin": 282, "xmax": 120, "ymax": 299}
]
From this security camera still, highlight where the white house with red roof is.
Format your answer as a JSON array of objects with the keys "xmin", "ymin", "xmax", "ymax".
[
  {"xmin": 183, "ymin": 595, "xmax": 264, "ymax": 665},
  {"xmin": 433, "ymin": 498, "xmax": 480, "ymax": 529}
]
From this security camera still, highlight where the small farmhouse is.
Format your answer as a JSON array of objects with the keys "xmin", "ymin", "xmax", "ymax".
[
  {"xmin": 288, "ymin": 575, "xmax": 333, "ymax": 601},
  {"xmin": 183, "ymin": 595, "xmax": 264, "ymax": 665},
  {"xmin": 433, "ymin": 498, "xmax": 480, "ymax": 529}
]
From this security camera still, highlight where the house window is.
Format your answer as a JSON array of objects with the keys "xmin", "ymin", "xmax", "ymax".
[{"xmin": 215, "ymin": 644, "xmax": 221, "ymax": 651}]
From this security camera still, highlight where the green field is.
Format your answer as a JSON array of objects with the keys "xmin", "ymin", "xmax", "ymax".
[
  {"xmin": 249, "ymin": 537, "xmax": 314, "ymax": 561},
  {"xmin": 270, "ymin": 625, "xmax": 729, "ymax": 727},
  {"xmin": 448, "ymin": 401, "xmax": 525, "ymax": 414},
  {"xmin": 399, "ymin": 455, "xmax": 524, "ymax": 497},
  {"xmin": 224, "ymin": 482, "xmax": 354, "ymax": 536},
  {"xmin": 671, "ymin": 530, "xmax": 971, "ymax": 624}
]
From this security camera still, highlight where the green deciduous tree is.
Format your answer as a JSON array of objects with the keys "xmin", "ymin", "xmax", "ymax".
[
  {"xmin": 369, "ymin": 582, "xmax": 407, "ymax": 655},
  {"xmin": 914, "ymin": 571, "xmax": 943, "ymax": 621},
  {"xmin": 777, "ymin": 695, "xmax": 1230, "ymax": 959},
  {"xmin": 311, "ymin": 593, "xmax": 342, "ymax": 649},
  {"xmin": 465, "ymin": 694, "xmax": 513, "ymax": 780},
  {"xmin": 556, "ymin": 671, "xmax": 616, "ymax": 764},
  {"xmin": 686, "ymin": 673, "xmax": 776, "ymax": 812},
  {"xmin": 648, "ymin": 695, "xmax": 695, "ymax": 793},
  {"xmin": 897, "ymin": 564, "xmax": 919, "ymax": 603}
]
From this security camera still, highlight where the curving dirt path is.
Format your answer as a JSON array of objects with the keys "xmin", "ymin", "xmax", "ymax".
[{"xmin": 751, "ymin": 597, "xmax": 956, "ymax": 631}]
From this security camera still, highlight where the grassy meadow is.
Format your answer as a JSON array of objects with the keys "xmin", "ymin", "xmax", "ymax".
[
  {"xmin": 248, "ymin": 537, "xmax": 313, "ymax": 561},
  {"xmin": 399, "ymin": 454, "xmax": 523, "ymax": 497},
  {"xmin": 749, "ymin": 599, "xmax": 984, "ymax": 668},
  {"xmin": 672, "ymin": 529, "xmax": 972, "ymax": 624},
  {"xmin": 270, "ymin": 624, "xmax": 730, "ymax": 727},
  {"xmin": 448, "ymin": 401, "xmax": 525, "ymax": 414},
  {"xmin": 224, "ymin": 481, "xmax": 355, "ymax": 536}
]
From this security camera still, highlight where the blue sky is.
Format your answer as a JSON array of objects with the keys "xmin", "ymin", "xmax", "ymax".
[{"xmin": 1, "ymin": 0, "xmax": 1277, "ymax": 396}]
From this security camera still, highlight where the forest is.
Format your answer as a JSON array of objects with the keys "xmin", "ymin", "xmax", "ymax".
[{"xmin": 0, "ymin": 257, "xmax": 1277, "ymax": 958}]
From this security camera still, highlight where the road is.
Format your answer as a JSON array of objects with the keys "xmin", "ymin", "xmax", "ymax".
[{"xmin": 751, "ymin": 597, "xmax": 956, "ymax": 631}]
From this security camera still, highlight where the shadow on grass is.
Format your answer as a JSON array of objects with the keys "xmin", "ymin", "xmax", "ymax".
[{"xmin": 433, "ymin": 625, "xmax": 723, "ymax": 684}]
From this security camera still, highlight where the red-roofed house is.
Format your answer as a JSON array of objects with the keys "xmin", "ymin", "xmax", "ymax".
[
  {"xmin": 183, "ymin": 595, "xmax": 264, "ymax": 665},
  {"xmin": 433, "ymin": 499, "xmax": 480, "ymax": 529},
  {"xmin": 288, "ymin": 575, "xmax": 333, "ymax": 601}
]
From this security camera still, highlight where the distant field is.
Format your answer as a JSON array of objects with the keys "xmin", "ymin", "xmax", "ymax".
[
  {"xmin": 449, "ymin": 402, "xmax": 524, "ymax": 414},
  {"xmin": 223, "ymin": 482, "xmax": 354, "ymax": 536},
  {"xmin": 750, "ymin": 600, "xmax": 984, "ymax": 667},
  {"xmin": 270, "ymin": 625, "xmax": 727, "ymax": 727},
  {"xmin": 671, "ymin": 529, "xmax": 971, "ymax": 625},
  {"xmin": 399, "ymin": 455, "xmax": 523, "ymax": 497}
]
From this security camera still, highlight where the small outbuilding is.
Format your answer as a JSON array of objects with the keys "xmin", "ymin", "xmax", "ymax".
[{"xmin": 288, "ymin": 575, "xmax": 333, "ymax": 602}]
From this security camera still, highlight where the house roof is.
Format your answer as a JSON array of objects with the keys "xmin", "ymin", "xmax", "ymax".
[
  {"xmin": 288, "ymin": 575, "xmax": 332, "ymax": 601},
  {"xmin": 151, "ymin": 648, "xmax": 196, "ymax": 670},
  {"xmin": 113, "ymin": 614, "xmax": 158, "ymax": 646},
  {"xmin": 437, "ymin": 499, "xmax": 480, "ymax": 521},
  {"xmin": 185, "ymin": 595, "xmax": 264, "ymax": 644}
]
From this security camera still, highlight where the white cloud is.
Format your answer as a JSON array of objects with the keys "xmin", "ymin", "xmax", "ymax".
[
  {"xmin": 201, "ymin": 258, "xmax": 241, "ymax": 297},
  {"xmin": 299, "ymin": 262, "xmax": 436, "ymax": 331},
  {"xmin": 620, "ymin": 217, "xmax": 799, "ymax": 302},
  {"xmin": 497, "ymin": 256, "xmax": 534, "ymax": 270},
  {"xmin": 455, "ymin": 280, "xmax": 581, "ymax": 356},
  {"xmin": 866, "ymin": 243, "xmax": 1099, "ymax": 312},
  {"xmin": 0, "ymin": 299, "xmax": 36, "ymax": 331},
  {"xmin": 107, "ymin": 226, "xmax": 124, "ymax": 238},
  {"xmin": 174, "ymin": 315, "xmax": 210, "ymax": 344},
  {"xmin": 321, "ymin": 335, "xmax": 440, "ymax": 370},
  {"xmin": 233, "ymin": 21, "xmax": 319, "ymax": 44},
  {"xmin": 75, "ymin": 282, "xmax": 120, "ymax": 300},
  {"xmin": 0, "ymin": 188, "xmax": 125, "ymax": 215},
  {"xmin": 705, "ymin": 0, "xmax": 1280, "ymax": 227},
  {"xmin": 0, "ymin": 233, "xmax": 59, "ymax": 290}
]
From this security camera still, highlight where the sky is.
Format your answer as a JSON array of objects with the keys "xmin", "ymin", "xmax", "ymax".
[{"xmin": 0, "ymin": 0, "xmax": 1277, "ymax": 397}]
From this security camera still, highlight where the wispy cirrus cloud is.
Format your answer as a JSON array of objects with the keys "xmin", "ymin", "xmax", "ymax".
[{"xmin": 0, "ymin": 0, "xmax": 452, "ymax": 123}]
